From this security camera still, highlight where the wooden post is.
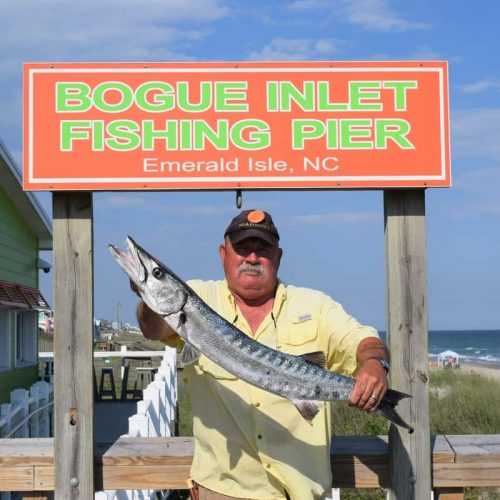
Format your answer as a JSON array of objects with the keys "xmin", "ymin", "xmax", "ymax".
[
  {"xmin": 384, "ymin": 189, "xmax": 431, "ymax": 499},
  {"xmin": 53, "ymin": 192, "xmax": 94, "ymax": 498}
]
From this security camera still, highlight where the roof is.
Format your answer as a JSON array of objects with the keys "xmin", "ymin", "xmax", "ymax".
[
  {"xmin": 0, "ymin": 138, "xmax": 52, "ymax": 250},
  {"xmin": 438, "ymin": 350, "xmax": 459, "ymax": 358},
  {"xmin": 0, "ymin": 279, "xmax": 51, "ymax": 311}
]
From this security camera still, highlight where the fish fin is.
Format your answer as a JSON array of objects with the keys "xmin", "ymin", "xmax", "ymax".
[
  {"xmin": 375, "ymin": 401, "xmax": 414, "ymax": 433},
  {"xmin": 291, "ymin": 399, "xmax": 321, "ymax": 425},
  {"xmin": 382, "ymin": 387, "xmax": 411, "ymax": 406},
  {"xmin": 377, "ymin": 388, "xmax": 414, "ymax": 433},
  {"xmin": 180, "ymin": 343, "xmax": 199, "ymax": 366},
  {"xmin": 300, "ymin": 351, "xmax": 326, "ymax": 369}
]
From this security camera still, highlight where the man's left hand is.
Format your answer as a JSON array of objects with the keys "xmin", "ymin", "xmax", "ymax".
[
  {"xmin": 348, "ymin": 337, "xmax": 390, "ymax": 412},
  {"xmin": 348, "ymin": 359, "xmax": 388, "ymax": 412}
]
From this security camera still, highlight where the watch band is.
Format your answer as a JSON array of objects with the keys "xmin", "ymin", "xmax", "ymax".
[{"xmin": 366, "ymin": 356, "xmax": 390, "ymax": 373}]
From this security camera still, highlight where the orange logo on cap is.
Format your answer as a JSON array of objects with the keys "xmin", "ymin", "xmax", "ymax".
[{"xmin": 247, "ymin": 210, "xmax": 266, "ymax": 223}]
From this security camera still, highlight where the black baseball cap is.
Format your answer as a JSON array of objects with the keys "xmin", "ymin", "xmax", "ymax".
[{"xmin": 224, "ymin": 209, "xmax": 280, "ymax": 246}]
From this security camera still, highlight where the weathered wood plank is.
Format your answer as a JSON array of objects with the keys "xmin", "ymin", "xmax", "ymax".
[
  {"xmin": 330, "ymin": 435, "xmax": 454, "ymax": 488},
  {"xmin": 432, "ymin": 435, "xmax": 455, "ymax": 463},
  {"xmin": 0, "ymin": 467, "xmax": 34, "ymax": 490},
  {"xmin": 53, "ymin": 192, "xmax": 94, "ymax": 498},
  {"xmin": 34, "ymin": 466, "xmax": 54, "ymax": 490},
  {"xmin": 0, "ymin": 438, "xmax": 53, "ymax": 465},
  {"xmin": 446, "ymin": 434, "xmax": 500, "ymax": 462},
  {"xmin": 2, "ymin": 435, "xmax": 500, "ymax": 491},
  {"xmin": 96, "ymin": 436, "xmax": 194, "ymax": 465},
  {"xmin": 433, "ymin": 463, "xmax": 500, "ymax": 487},
  {"xmin": 96, "ymin": 464, "xmax": 192, "ymax": 490},
  {"xmin": 332, "ymin": 462, "xmax": 388, "ymax": 488},
  {"xmin": 20, "ymin": 493, "xmax": 53, "ymax": 500},
  {"xmin": 433, "ymin": 488, "xmax": 465, "ymax": 500},
  {"xmin": 384, "ymin": 189, "xmax": 431, "ymax": 499},
  {"xmin": 331, "ymin": 436, "xmax": 388, "ymax": 487}
]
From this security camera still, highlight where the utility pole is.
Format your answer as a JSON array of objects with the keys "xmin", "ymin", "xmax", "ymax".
[{"xmin": 117, "ymin": 300, "xmax": 121, "ymax": 331}]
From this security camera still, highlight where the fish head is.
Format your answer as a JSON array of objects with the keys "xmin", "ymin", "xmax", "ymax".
[{"xmin": 109, "ymin": 236, "xmax": 188, "ymax": 316}]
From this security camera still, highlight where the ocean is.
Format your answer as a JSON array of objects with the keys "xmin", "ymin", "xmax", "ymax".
[{"xmin": 379, "ymin": 330, "xmax": 500, "ymax": 368}]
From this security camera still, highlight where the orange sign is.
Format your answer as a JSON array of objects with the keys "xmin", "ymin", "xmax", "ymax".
[{"xmin": 23, "ymin": 61, "xmax": 450, "ymax": 191}]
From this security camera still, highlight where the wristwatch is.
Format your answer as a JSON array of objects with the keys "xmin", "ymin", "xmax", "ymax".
[{"xmin": 367, "ymin": 356, "xmax": 390, "ymax": 373}]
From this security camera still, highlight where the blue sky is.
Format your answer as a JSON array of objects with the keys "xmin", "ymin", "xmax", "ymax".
[{"xmin": 1, "ymin": 0, "xmax": 499, "ymax": 330}]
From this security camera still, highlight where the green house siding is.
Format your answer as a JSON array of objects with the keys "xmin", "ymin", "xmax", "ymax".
[
  {"xmin": 0, "ymin": 187, "xmax": 39, "ymax": 288},
  {"xmin": 0, "ymin": 365, "xmax": 39, "ymax": 403},
  {"xmin": 0, "ymin": 187, "xmax": 43, "ymax": 404}
]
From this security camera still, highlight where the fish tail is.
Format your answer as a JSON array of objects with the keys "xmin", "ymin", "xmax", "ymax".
[{"xmin": 377, "ymin": 388, "xmax": 414, "ymax": 433}]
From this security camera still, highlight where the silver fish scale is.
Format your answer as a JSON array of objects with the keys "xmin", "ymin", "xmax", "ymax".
[{"xmin": 184, "ymin": 293, "xmax": 356, "ymax": 402}]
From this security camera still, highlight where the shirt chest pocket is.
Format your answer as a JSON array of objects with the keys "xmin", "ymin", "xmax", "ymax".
[
  {"xmin": 277, "ymin": 317, "xmax": 321, "ymax": 354},
  {"xmin": 197, "ymin": 355, "xmax": 238, "ymax": 381}
]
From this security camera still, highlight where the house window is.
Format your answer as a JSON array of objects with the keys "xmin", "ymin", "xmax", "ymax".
[
  {"xmin": 13, "ymin": 310, "xmax": 37, "ymax": 366},
  {"xmin": 0, "ymin": 308, "xmax": 10, "ymax": 370}
]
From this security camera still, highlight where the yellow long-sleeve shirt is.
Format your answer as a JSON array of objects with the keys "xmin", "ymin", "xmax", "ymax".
[{"xmin": 165, "ymin": 279, "xmax": 379, "ymax": 499}]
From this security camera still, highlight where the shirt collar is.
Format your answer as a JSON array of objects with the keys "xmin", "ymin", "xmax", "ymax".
[{"xmin": 222, "ymin": 278, "xmax": 287, "ymax": 321}]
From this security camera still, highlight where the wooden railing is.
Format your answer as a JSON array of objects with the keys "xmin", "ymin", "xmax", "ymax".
[{"xmin": 1, "ymin": 434, "xmax": 499, "ymax": 499}]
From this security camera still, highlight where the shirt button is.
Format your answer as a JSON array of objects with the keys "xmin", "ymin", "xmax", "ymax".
[
  {"xmin": 255, "ymin": 402, "xmax": 261, "ymax": 407},
  {"xmin": 258, "ymin": 434, "xmax": 262, "ymax": 439},
  {"xmin": 266, "ymin": 464, "xmax": 271, "ymax": 469}
]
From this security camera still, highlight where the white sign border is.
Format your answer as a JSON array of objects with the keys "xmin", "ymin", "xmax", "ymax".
[{"xmin": 27, "ymin": 65, "xmax": 450, "ymax": 186}]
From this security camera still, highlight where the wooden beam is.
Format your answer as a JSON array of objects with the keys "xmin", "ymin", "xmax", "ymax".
[
  {"xmin": 3, "ymin": 436, "xmax": 500, "ymax": 492},
  {"xmin": 21, "ymin": 494, "xmax": 53, "ymax": 500},
  {"xmin": 52, "ymin": 192, "xmax": 94, "ymax": 498},
  {"xmin": 384, "ymin": 189, "xmax": 431, "ymax": 499},
  {"xmin": 433, "ymin": 488, "xmax": 464, "ymax": 500}
]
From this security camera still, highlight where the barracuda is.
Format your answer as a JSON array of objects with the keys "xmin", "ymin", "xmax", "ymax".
[{"xmin": 109, "ymin": 236, "xmax": 413, "ymax": 432}]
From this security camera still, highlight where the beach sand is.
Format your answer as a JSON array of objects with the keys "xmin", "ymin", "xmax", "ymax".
[
  {"xmin": 459, "ymin": 362, "xmax": 500, "ymax": 381},
  {"xmin": 431, "ymin": 361, "xmax": 500, "ymax": 382}
]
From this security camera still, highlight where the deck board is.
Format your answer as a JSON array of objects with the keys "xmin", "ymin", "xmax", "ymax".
[{"xmin": 1, "ymin": 435, "xmax": 499, "ymax": 491}]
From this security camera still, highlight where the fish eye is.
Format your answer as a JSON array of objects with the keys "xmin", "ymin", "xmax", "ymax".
[{"xmin": 152, "ymin": 267, "xmax": 164, "ymax": 279}]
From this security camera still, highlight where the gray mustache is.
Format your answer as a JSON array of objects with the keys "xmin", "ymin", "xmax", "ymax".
[{"xmin": 238, "ymin": 263, "xmax": 264, "ymax": 276}]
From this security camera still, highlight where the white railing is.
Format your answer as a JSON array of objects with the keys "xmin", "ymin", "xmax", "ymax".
[
  {"xmin": 39, "ymin": 346, "xmax": 173, "ymax": 385},
  {"xmin": 96, "ymin": 347, "xmax": 178, "ymax": 500},
  {"xmin": 0, "ymin": 380, "xmax": 53, "ymax": 439}
]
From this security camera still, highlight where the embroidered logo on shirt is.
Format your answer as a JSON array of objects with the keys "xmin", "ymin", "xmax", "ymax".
[{"xmin": 297, "ymin": 313, "xmax": 312, "ymax": 323}]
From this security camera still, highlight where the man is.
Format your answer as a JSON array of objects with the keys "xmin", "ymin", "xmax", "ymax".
[{"xmin": 135, "ymin": 209, "xmax": 389, "ymax": 500}]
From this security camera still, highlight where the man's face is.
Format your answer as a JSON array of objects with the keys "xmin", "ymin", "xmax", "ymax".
[{"xmin": 219, "ymin": 236, "xmax": 282, "ymax": 302}]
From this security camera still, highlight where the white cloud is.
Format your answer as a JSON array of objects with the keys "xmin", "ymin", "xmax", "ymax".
[
  {"xmin": 98, "ymin": 195, "xmax": 236, "ymax": 216},
  {"xmin": 288, "ymin": 0, "xmax": 328, "ymax": 9},
  {"xmin": 452, "ymin": 108, "xmax": 500, "ymax": 160},
  {"xmin": 411, "ymin": 45, "xmax": 443, "ymax": 60},
  {"xmin": 0, "ymin": 0, "xmax": 229, "ymax": 64},
  {"xmin": 248, "ymin": 37, "xmax": 343, "ymax": 61},
  {"xmin": 288, "ymin": 0, "xmax": 430, "ymax": 32},
  {"xmin": 99, "ymin": 196, "xmax": 154, "ymax": 209},
  {"xmin": 344, "ymin": 0, "xmax": 430, "ymax": 32},
  {"xmin": 460, "ymin": 79, "xmax": 500, "ymax": 94},
  {"xmin": 438, "ymin": 165, "xmax": 500, "ymax": 218},
  {"xmin": 294, "ymin": 212, "xmax": 380, "ymax": 224},
  {"xmin": 0, "ymin": 0, "xmax": 231, "ymax": 151}
]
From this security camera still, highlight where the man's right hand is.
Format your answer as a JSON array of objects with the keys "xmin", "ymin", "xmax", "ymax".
[{"xmin": 130, "ymin": 279, "xmax": 141, "ymax": 297}]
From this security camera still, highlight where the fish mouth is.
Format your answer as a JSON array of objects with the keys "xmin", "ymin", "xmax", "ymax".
[{"xmin": 108, "ymin": 236, "xmax": 146, "ymax": 287}]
